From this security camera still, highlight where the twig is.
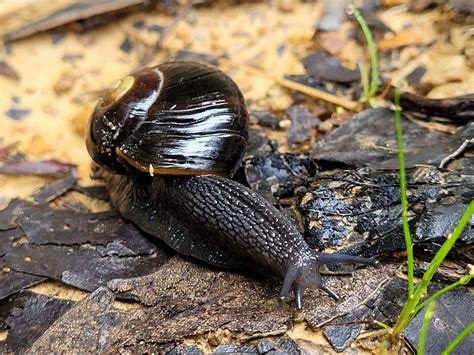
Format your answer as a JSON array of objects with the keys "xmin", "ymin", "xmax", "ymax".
[
  {"xmin": 4, "ymin": 0, "xmax": 147, "ymax": 42},
  {"xmin": 229, "ymin": 62, "xmax": 360, "ymax": 111},
  {"xmin": 439, "ymin": 138, "xmax": 473, "ymax": 169},
  {"xmin": 405, "ymin": 115, "xmax": 459, "ymax": 135}
]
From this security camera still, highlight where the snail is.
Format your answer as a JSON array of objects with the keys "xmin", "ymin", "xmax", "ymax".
[{"xmin": 86, "ymin": 61, "xmax": 377, "ymax": 310}]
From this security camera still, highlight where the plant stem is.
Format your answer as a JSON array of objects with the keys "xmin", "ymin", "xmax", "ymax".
[
  {"xmin": 394, "ymin": 87, "xmax": 414, "ymax": 298},
  {"xmin": 414, "ymin": 274, "xmax": 473, "ymax": 314},
  {"xmin": 350, "ymin": 5, "xmax": 379, "ymax": 107},
  {"xmin": 417, "ymin": 301, "xmax": 436, "ymax": 355}
]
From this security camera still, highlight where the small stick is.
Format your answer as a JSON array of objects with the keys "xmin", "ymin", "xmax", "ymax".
[
  {"xmin": 230, "ymin": 63, "xmax": 360, "ymax": 111},
  {"xmin": 3, "ymin": 0, "xmax": 146, "ymax": 42},
  {"xmin": 439, "ymin": 138, "xmax": 473, "ymax": 169},
  {"xmin": 405, "ymin": 115, "xmax": 458, "ymax": 135}
]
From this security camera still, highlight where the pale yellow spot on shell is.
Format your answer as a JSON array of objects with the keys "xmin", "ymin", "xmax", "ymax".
[{"xmin": 103, "ymin": 75, "xmax": 135, "ymax": 106}]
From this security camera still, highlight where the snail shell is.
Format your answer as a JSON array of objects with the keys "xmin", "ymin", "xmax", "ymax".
[{"xmin": 87, "ymin": 62, "xmax": 248, "ymax": 177}]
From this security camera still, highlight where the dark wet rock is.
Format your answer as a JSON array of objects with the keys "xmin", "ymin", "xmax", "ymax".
[
  {"xmin": 32, "ymin": 176, "xmax": 77, "ymax": 203},
  {"xmin": 251, "ymin": 110, "xmax": 282, "ymax": 130},
  {"xmin": 323, "ymin": 274, "xmax": 474, "ymax": 352},
  {"xmin": 323, "ymin": 276, "xmax": 407, "ymax": 352},
  {"xmin": 295, "ymin": 166, "xmax": 473, "ymax": 262},
  {"xmin": 0, "ymin": 291, "xmax": 73, "ymax": 353},
  {"xmin": 214, "ymin": 344, "xmax": 258, "ymax": 353},
  {"xmin": 245, "ymin": 152, "xmax": 316, "ymax": 204},
  {"xmin": 3, "ymin": 243, "xmax": 169, "ymax": 292},
  {"xmin": 324, "ymin": 324, "xmax": 360, "ymax": 352},
  {"xmin": 303, "ymin": 51, "xmax": 360, "ymax": 83},
  {"xmin": 29, "ymin": 285, "xmax": 199, "ymax": 354},
  {"xmin": 287, "ymin": 104, "xmax": 321, "ymax": 146},
  {"xmin": 404, "ymin": 286, "xmax": 474, "ymax": 354},
  {"xmin": 286, "ymin": 74, "xmax": 328, "ymax": 92},
  {"xmin": 313, "ymin": 108, "xmax": 473, "ymax": 169},
  {"xmin": 0, "ymin": 227, "xmax": 24, "ymax": 255},
  {"xmin": 243, "ymin": 128, "xmax": 276, "ymax": 161},
  {"xmin": 266, "ymin": 336, "xmax": 301, "ymax": 354},
  {"xmin": 257, "ymin": 339, "xmax": 276, "ymax": 353}
]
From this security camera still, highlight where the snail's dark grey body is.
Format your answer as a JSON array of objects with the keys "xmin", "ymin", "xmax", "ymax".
[
  {"xmin": 87, "ymin": 62, "xmax": 377, "ymax": 310},
  {"xmin": 96, "ymin": 165, "xmax": 376, "ymax": 309},
  {"xmin": 98, "ymin": 167, "xmax": 308, "ymax": 273}
]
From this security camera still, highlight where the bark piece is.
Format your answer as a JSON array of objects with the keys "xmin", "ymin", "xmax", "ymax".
[
  {"xmin": 0, "ymin": 291, "xmax": 73, "ymax": 353},
  {"xmin": 313, "ymin": 108, "xmax": 473, "ymax": 170}
]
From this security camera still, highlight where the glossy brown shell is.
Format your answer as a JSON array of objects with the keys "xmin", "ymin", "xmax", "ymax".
[{"xmin": 86, "ymin": 62, "xmax": 249, "ymax": 177}]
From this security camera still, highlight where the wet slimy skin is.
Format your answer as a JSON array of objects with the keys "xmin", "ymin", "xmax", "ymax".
[{"xmin": 95, "ymin": 166, "xmax": 378, "ymax": 310}]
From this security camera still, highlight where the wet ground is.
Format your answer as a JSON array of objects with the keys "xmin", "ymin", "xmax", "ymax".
[{"xmin": 1, "ymin": 0, "xmax": 473, "ymax": 353}]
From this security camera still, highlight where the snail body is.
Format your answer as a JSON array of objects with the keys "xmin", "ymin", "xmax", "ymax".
[{"xmin": 87, "ymin": 62, "xmax": 377, "ymax": 310}]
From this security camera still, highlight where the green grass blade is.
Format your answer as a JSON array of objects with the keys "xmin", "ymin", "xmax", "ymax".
[
  {"xmin": 394, "ymin": 86, "xmax": 414, "ymax": 298},
  {"xmin": 414, "ymin": 274, "xmax": 473, "ymax": 315},
  {"xmin": 350, "ymin": 5, "xmax": 379, "ymax": 101},
  {"xmin": 442, "ymin": 322, "xmax": 474, "ymax": 355},
  {"xmin": 417, "ymin": 301, "xmax": 436, "ymax": 355},
  {"xmin": 412, "ymin": 201, "xmax": 473, "ymax": 304},
  {"xmin": 392, "ymin": 201, "xmax": 474, "ymax": 338}
]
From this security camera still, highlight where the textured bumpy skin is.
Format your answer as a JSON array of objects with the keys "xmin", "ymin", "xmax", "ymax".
[
  {"xmin": 95, "ymin": 166, "xmax": 377, "ymax": 310},
  {"xmin": 87, "ymin": 62, "xmax": 377, "ymax": 310}
]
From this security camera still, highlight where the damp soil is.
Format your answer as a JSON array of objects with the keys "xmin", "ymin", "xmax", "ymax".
[{"xmin": 1, "ymin": 0, "xmax": 473, "ymax": 353}]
